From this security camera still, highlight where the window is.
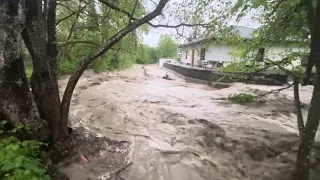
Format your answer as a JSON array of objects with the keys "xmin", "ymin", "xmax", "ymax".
[
  {"xmin": 200, "ymin": 48, "xmax": 206, "ymax": 60},
  {"xmin": 256, "ymin": 48, "xmax": 265, "ymax": 61},
  {"xmin": 185, "ymin": 50, "xmax": 188, "ymax": 59}
]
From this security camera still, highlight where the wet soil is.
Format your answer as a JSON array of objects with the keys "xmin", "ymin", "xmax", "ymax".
[{"xmin": 56, "ymin": 65, "xmax": 320, "ymax": 180}]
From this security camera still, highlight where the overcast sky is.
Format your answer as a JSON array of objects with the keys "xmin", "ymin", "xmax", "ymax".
[
  {"xmin": 143, "ymin": 30, "xmax": 161, "ymax": 47},
  {"xmin": 142, "ymin": 0, "xmax": 260, "ymax": 47}
]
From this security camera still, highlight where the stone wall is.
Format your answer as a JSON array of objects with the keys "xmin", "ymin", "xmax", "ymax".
[
  {"xmin": 163, "ymin": 63, "xmax": 289, "ymax": 85},
  {"xmin": 163, "ymin": 63, "xmax": 211, "ymax": 81}
]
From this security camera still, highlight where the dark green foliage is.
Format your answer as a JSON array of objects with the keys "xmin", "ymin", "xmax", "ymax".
[
  {"xmin": 229, "ymin": 93, "xmax": 256, "ymax": 104},
  {"xmin": 0, "ymin": 121, "xmax": 49, "ymax": 180},
  {"xmin": 157, "ymin": 35, "xmax": 178, "ymax": 58},
  {"xmin": 56, "ymin": 0, "xmax": 147, "ymax": 74},
  {"xmin": 136, "ymin": 44, "xmax": 160, "ymax": 64},
  {"xmin": 136, "ymin": 35, "xmax": 178, "ymax": 65},
  {"xmin": 59, "ymin": 60, "xmax": 77, "ymax": 76}
]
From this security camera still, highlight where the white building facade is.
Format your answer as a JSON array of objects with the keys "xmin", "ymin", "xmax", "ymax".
[{"xmin": 179, "ymin": 26, "xmax": 308, "ymax": 68}]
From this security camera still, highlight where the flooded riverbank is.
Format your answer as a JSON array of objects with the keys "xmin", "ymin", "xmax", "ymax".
[{"xmin": 57, "ymin": 65, "xmax": 320, "ymax": 180}]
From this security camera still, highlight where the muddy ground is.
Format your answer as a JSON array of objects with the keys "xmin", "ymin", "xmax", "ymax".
[{"xmin": 57, "ymin": 65, "xmax": 320, "ymax": 180}]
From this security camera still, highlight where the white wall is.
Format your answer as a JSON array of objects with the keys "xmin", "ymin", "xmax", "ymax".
[
  {"xmin": 180, "ymin": 44, "xmax": 205, "ymax": 65},
  {"xmin": 180, "ymin": 42, "xmax": 308, "ymax": 68},
  {"xmin": 264, "ymin": 45, "xmax": 307, "ymax": 67},
  {"xmin": 205, "ymin": 44, "xmax": 233, "ymax": 62},
  {"xmin": 159, "ymin": 58, "xmax": 177, "ymax": 67},
  {"xmin": 180, "ymin": 43, "xmax": 234, "ymax": 65}
]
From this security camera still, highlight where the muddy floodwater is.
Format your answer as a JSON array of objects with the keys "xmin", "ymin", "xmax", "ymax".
[{"xmin": 57, "ymin": 65, "xmax": 320, "ymax": 180}]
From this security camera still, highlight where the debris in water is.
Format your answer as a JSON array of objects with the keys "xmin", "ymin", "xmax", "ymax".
[
  {"xmin": 106, "ymin": 162, "xmax": 133, "ymax": 180},
  {"xmin": 80, "ymin": 154, "xmax": 88, "ymax": 163},
  {"xmin": 162, "ymin": 72, "xmax": 173, "ymax": 80}
]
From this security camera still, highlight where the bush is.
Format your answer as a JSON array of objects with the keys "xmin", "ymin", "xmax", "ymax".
[
  {"xmin": 229, "ymin": 93, "xmax": 256, "ymax": 104},
  {"xmin": 0, "ymin": 121, "xmax": 49, "ymax": 180}
]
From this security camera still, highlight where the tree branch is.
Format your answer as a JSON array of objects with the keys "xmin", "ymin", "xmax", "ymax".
[
  {"xmin": 61, "ymin": 0, "xmax": 170, "ymax": 125},
  {"xmin": 301, "ymin": 0, "xmax": 315, "ymax": 85},
  {"xmin": 256, "ymin": 83, "xmax": 294, "ymax": 97},
  {"xmin": 129, "ymin": 0, "xmax": 139, "ymax": 24},
  {"xmin": 59, "ymin": 40, "xmax": 100, "ymax": 46},
  {"xmin": 148, "ymin": 22, "xmax": 212, "ymax": 28},
  {"xmin": 56, "ymin": 12, "xmax": 76, "ymax": 25},
  {"xmin": 98, "ymin": 0, "xmax": 212, "ymax": 29},
  {"xmin": 56, "ymin": 1, "xmax": 88, "ymax": 25},
  {"xmin": 47, "ymin": 0, "xmax": 58, "ymax": 71},
  {"xmin": 267, "ymin": 0, "xmax": 288, "ymax": 17}
]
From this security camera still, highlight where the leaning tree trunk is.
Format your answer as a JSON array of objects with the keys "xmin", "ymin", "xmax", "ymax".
[
  {"xmin": 60, "ymin": 0, "xmax": 170, "ymax": 124},
  {"xmin": 295, "ymin": 0, "xmax": 320, "ymax": 179},
  {"xmin": 0, "ymin": 0, "xmax": 49, "ymax": 140}
]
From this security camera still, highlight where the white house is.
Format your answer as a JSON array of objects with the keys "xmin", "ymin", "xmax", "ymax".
[{"xmin": 179, "ymin": 25, "xmax": 308, "ymax": 68}]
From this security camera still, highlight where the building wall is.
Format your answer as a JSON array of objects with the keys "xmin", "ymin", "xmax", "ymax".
[
  {"xmin": 180, "ymin": 44, "xmax": 202, "ymax": 65},
  {"xmin": 205, "ymin": 44, "xmax": 233, "ymax": 62},
  {"xmin": 264, "ymin": 45, "xmax": 307, "ymax": 67},
  {"xmin": 180, "ymin": 42, "xmax": 308, "ymax": 68}
]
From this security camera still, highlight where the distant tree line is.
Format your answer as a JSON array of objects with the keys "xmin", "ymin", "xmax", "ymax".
[{"xmin": 136, "ymin": 35, "xmax": 178, "ymax": 64}]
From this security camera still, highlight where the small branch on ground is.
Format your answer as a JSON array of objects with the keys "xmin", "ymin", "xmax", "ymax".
[
  {"xmin": 211, "ymin": 83, "xmax": 294, "ymax": 102},
  {"xmin": 142, "ymin": 66, "xmax": 149, "ymax": 76},
  {"xmin": 106, "ymin": 162, "xmax": 133, "ymax": 180},
  {"xmin": 211, "ymin": 97, "xmax": 228, "ymax": 101},
  {"xmin": 256, "ymin": 83, "xmax": 294, "ymax": 97}
]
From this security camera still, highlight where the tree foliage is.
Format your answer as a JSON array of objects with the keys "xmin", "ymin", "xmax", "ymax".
[
  {"xmin": 0, "ymin": 0, "xmax": 170, "ymax": 143},
  {"xmin": 157, "ymin": 35, "xmax": 178, "ymax": 58},
  {"xmin": 226, "ymin": 0, "xmax": 320, "ymax": 179},
  {"xmin": 56, "ymin": 0, "xmax": 148, "ymax": 74},
  {"xmin": 135, "ymin": 35, "xmax": 178, "ymax": 64}
]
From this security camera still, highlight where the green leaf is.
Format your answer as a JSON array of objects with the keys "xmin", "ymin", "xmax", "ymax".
[
  {"xmin": 16, "ymin": 124, "xmax": 24, "ymax": 130},
  {"xmin": 0, "ymin": 120, "xmax": 7, "ymax": 125},
  {"xmin": 6, "ymin": 144, "xmax": 19, "ymax": 151},
  {"xmin": 11, "ymin": 128, "xmax": 17, "ymax": 133}
]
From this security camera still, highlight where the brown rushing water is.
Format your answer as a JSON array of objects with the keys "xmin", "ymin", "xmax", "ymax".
[{"xmin": 57, "ymin": 65, "xmax": 320, "ymax": 180}]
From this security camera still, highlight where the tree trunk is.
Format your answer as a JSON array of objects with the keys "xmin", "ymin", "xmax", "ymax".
[
  {"xmin": 22, "ymin": 0, "xmax": 66, "ymax": 141},
  {"xmin": 295, "ymin": 0, "xmax": 320, "ymax": 179},
  {"xmin": 295, "ymin": 69, "xmax": 320, "ymax": 179},
  {"xmin": 0, "ymin": 0, "xmax": 49, "ymax": 140},
  {"xmin": 293, "ymin": 77, "xmax": 305, "ymax": 139},
  {"xmin": 302, "ymin": 0, "xmax": 315, "ymax": 85}
]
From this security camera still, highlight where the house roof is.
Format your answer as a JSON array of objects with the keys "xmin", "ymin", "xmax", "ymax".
[
  {"xmin": 179, "ymin": 25, "xmax": 255, "ymax": 47},
  {"xmin": 179, "ymin": 25, "xmax": 309, "ymax": 48}
]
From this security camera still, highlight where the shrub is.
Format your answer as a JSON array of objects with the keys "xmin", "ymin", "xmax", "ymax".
[
  {"xmin": 229, "ymin": 93, "xmax": 256, "ymax": 104},
  {"xmin": 0, "ymin": 121, "xmax": 50, "ymax": 180}
]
